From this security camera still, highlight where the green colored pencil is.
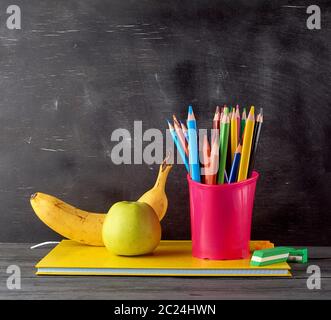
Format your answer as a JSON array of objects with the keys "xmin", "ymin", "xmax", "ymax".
[
  {"xmin": 217, "ymin": 109, "xmax": 230, "ymax": 184},
  {"xmin": 240, "ymin": 107, "xmax": 247, "ymax": 139}
]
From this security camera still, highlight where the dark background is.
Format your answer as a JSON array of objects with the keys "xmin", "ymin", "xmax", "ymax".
[{"xmin": 0, "ymin": 0, "xmax": 330, "ymax": 245}]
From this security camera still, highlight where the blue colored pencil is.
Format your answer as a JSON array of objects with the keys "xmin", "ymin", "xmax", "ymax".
[
  {"xmin": 224, "ymin": 170, "xmax": 229, "ymax": 183},
  {"xmin": 228, "ymin": 144, "xmax": 242, "ymax": 183},
  {"xmin": 167, "ymin": 121, "xmax": 190, "ymax": 173},
  {"xmin": 187, "ymin": 105, "xmax": 201, "ymax": 182}
]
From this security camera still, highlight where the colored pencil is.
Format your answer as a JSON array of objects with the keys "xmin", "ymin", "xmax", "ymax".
[
  {"xmin": 236, "ymin": 105, "xmax": 240, "ymax": 141},
  {"xmin": 248, "ymin": 108, "xmax": 263, "ymax": 177},
  {"xmin": 220, "ymin": 106, "xmax": 224, "ymax": 124},
  {"xmin": 224, "ymin": 169, "xmax": 229, "ymax": 183},
  {"xmin": 228, "ymin": 144, "xmax": 242, "ymax": 183},
  {"xmin": 187, "ymin": 105, "xmax": 201, "ymax": 182},
  {"xmin": 167, "ymin": 121, "xmax": 190, "ymax": 173},
  {"xmin": 229, "ymin": 107, "xmax": 233, "ymax": 120},
  {"xmin": 209, "ymin": 136, "xmax": 219, "ymax": 184},
  {"xmin": 241, "ymin": 107, "xmax": 247, "ymax": 139},
  {"xmin": 173, "ymin": 115, "xmax": 189, "ymax": 156},
  {"xmin": 230, "ymin": 107, "xmax": 238, "ymax": 163},
  {"xmin": 180, "ymin": 121, "xmax": 189, "ymax": 143},
  {"xmin": 217, "ymin": 109, "xmax": 230, "ymax": 184},
  {"xmin": 237, "ymin": 106, "xmax": 255, "ymax": 182},
  {"xmin": 212, "ymin": 106, "xmax": 221, "ymax": 145},
  {"xmin": 213, "ymin": 106, "xmax": 221, "ymax": 130},
  {"xmin": 226, "ymin": 107, "xmax": 234, "ymax": 173},
  {"xmin": 202, "ymin": 135, "xmax": 214, "ymax": 185}
]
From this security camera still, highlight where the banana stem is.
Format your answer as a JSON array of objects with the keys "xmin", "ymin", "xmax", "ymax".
[{"xmin": 155, "ymin": 157, "xmax": 172, "ymax": 190}]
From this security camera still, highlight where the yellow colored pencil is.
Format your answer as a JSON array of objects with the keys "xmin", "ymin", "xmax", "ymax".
[
  {"xmin": 237, "ymin": 106, "xmax": 255, "ymax": 182},
  {"xmin": 230, "ymin": 108, "xmax": 238, "ymax": 163}
]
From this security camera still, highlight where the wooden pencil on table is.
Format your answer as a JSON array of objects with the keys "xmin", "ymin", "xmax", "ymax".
[
  {"xmin": 237, "ymin": 106, "xmax": 255, "ymax": 182},
  {"xmin": 248, "ymin": 108, "xmax": 263, "ymax": 177}
]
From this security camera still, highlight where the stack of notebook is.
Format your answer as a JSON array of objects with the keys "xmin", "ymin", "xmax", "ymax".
[{"xmin": 36, "ymin": 240, "xmax": 291, "ymax": 277}]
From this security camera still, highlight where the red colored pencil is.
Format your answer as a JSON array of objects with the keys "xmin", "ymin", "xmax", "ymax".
[{"xmin": 202, "ymin": 135, "xmax": 213, "ymax": 184}]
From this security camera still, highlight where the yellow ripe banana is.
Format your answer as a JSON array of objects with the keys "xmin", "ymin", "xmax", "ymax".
[
  {"xmin": 30, "ymin": 156, "xmax": 172, "ymax": 246},
  {"xmin": 137, "ymin": 158, "xmax": 172, "ymax": 221},
  {"xmin": 30, "ymin": 192, "xmax": 105, "ymax": 246}
]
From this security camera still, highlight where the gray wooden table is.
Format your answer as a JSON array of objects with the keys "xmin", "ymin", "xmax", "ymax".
[{"xmin": 0, "ymin": 243, "xmax": 330, "ymax": 300}]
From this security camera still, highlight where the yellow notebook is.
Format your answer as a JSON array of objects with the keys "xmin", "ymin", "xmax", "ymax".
[{"xmin": 36, "ymin": 240, "xmax": 291, "ymax": 277}]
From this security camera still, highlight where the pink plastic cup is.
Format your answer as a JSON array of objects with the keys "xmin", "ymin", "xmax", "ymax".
[{"xmin": 187, "ymin": 171, "xmax": 259, "ymax": 260}]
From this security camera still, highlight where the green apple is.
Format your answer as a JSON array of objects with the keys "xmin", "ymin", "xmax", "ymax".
[{"xmin": 102, "ymin": 201, "xmax": 161, "ymax": 256}]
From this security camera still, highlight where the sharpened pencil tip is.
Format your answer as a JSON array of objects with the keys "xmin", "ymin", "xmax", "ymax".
[
  {"xmin": 188, "ymin": 105, "xmax": 193, "ymax": 115},
  {"xmin": 231, "ymin": 109, "xmax": 236, "ymax": 120},
  {"xmin": 235, "ymin": 144, "xmax": 242, "ymax": 153},
  {"xmin": 180, "ymin": 121, "xmax": 188, "ymax": 131},
  {"xmin": 172, "ymin": 114, "xmax": 179, "ymax": 123},
  {"xmin": 223, "ymin": 106, "xmax": 229, "ymax": 115}
]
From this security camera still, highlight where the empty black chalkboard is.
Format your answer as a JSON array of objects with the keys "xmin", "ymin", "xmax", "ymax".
[{"xmin": 0, "ymin": 0, "xmax": 330, "ymax": 245}]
